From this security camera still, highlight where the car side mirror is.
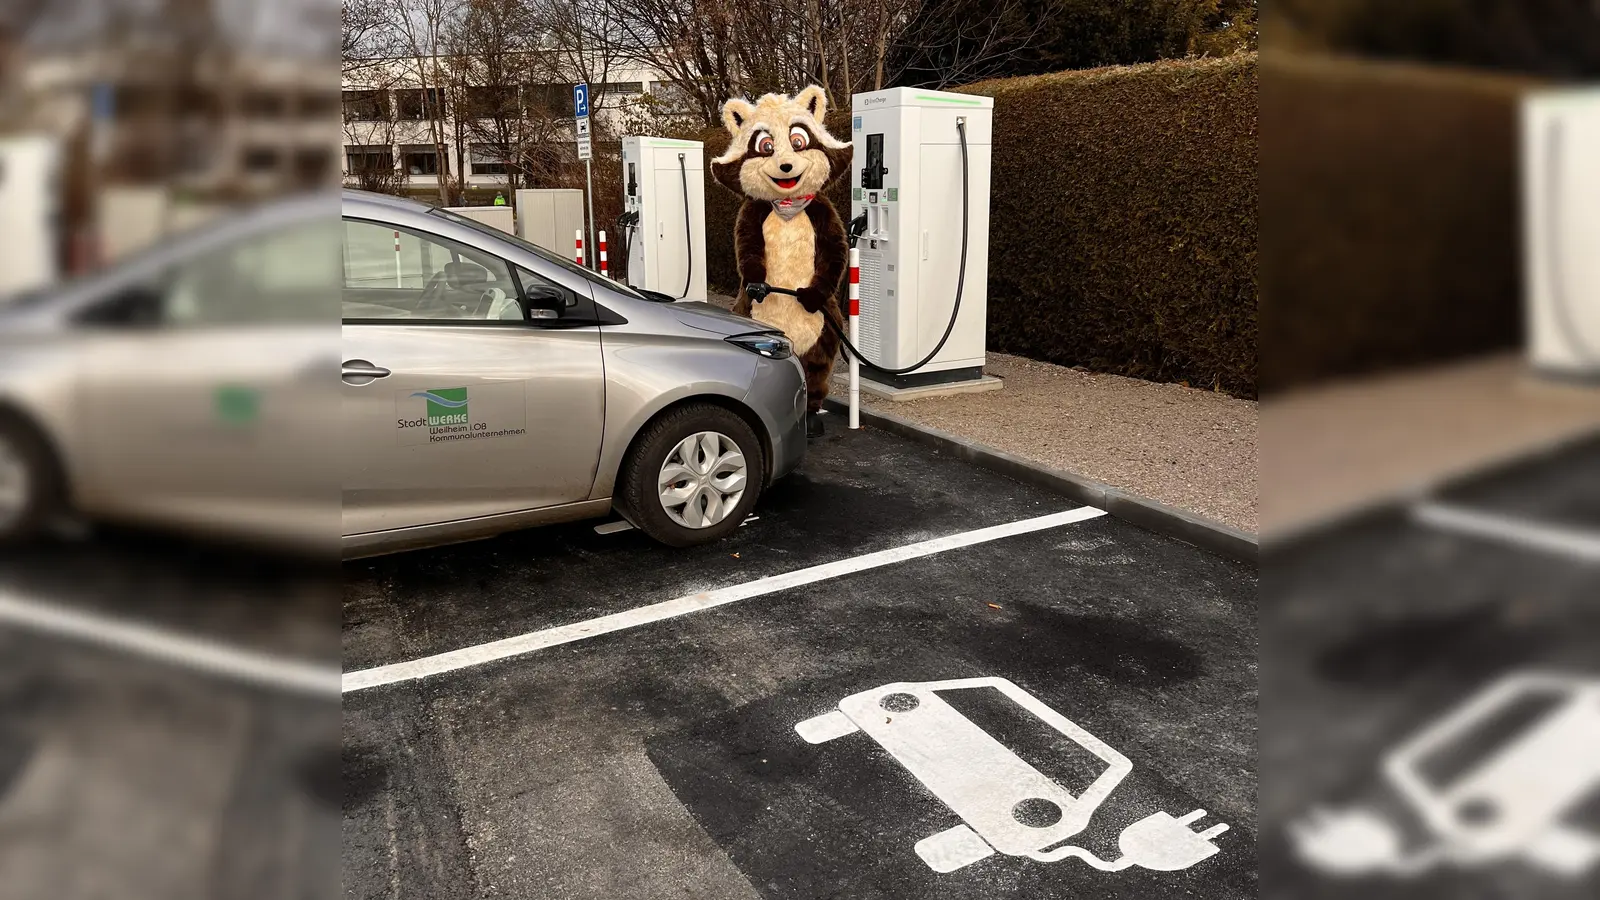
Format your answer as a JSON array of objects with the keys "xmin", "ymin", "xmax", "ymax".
[
  {"xmin": 522, "ymin": 284, "xmax": 568, "ymax": 320},
  {"xmin": 77, "ymin": 283, "xmax": 166, "ymax": 327}
]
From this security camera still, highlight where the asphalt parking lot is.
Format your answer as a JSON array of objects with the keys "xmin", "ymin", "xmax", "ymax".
[
  {"xmin": 0, "ymin": 535, "xmax": 339, "ymax": 900},
  {"xmin": 343, "ymin": 423, "xmax": 1259, "ymax": 899},
  {"xmin": 1261, "ymin": 434, "xmax": 1599, "ymax": 900}
]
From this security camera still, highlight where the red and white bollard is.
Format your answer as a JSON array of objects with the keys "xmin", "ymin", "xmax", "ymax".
[
  {"xmin": 598, "ymin": 230, "xmax": 609, "ymax": 279},
  {"xmin": 394, "ymin": 230, "xmax": 403, "ymax": 287},
  {"xmin": 575, "ymin": 229, "xmax": 584, "ymax": 267},
  {"xmin": 848, "ymin": 247, "xmax": 860, "ymax": 430}
]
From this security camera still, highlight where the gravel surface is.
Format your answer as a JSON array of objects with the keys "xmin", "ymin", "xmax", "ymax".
[
  {"xmin": 1261, "ymin": 354, "xmax": 1600, "ymax": 536},
  {"xmin": 831, "ymin": 354, "xmax": 1259, "ymax": 532},
  {"xmin": 704, "ymin": 291, "xmax": 1258, "ymax": 533}
]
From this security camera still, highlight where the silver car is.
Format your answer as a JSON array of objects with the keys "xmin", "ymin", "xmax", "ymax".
[{"xmin": 0, "ymin": 190, "xmax": 807, "ymax": 556}]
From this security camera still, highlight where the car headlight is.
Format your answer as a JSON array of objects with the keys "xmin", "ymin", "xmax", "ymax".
[{"xmin": 726, "ymin": 332, "xmax": 793, "ymax": 360}]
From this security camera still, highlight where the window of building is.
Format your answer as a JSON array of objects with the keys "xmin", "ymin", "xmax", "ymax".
[
  {"xmin": 463, "ymin": 86, "xmax": 516, "ymax": 119},
  {"xmin": 646, "ymin": 81, "xmax": 692, "ymax": 111},
  {"xmin": 342, "ymin": 89, "xmax": 388, "ymax": 122},
  {"xmin": 470, "ymin": 143, "xmax": 508, "ymax": 176},
  {"xmin": 345, "ymin": 145, "xmax": 394, "ymax": 173},
  {"xmin": 293, "ymin": 148, "xmax": 333, "ymax": 184},
  {"xmin": 522, "ymin": 83, "xmax": 574, "ymax": 117},
  {"xmin": 597, "ymin": 81, "xmax": 644, "ymax": 98},
  {"xmin": 301, "ymin": 91, "xmax": 339, "ymax": 118},
  {"xmin": 399, "ymin": 145, "xmax": 440, "ymax": 176},
  {"xmin": 241, "ymin": 91, "xmax": 286, "ymax": 118},
  {"xmin": 395, "ymin": 88, "xmax": 447, "ymax": 120},
  {"xmin": 242, "ymin": 146, "xmax": 281, "ymax": 173}
]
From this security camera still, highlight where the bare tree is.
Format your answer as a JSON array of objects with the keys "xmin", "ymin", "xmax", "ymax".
[
  {"xmin": 382, "ymin": 0, "xmax": 458, "ymax": 204},
  {"xmin": 888, "ymin": 0, "xmax": 1048, "ymax": 89},
  {"xmin": 442, "ymin": 0, "xmax": 567, "ymax": 193}
]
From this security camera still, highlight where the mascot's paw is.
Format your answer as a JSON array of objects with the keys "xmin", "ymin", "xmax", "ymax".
[
  {"xmin": 806, "ymin": 411, "xmax": 825, "ymax": 438},
  {"xmin": 796, "ymin": 286, "xmax": 828, "ymax": 314}
]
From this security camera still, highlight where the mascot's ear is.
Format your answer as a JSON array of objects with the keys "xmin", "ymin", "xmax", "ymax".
[
  {"xmin": 721, "ymin": 98, "xmax": 755, "ymax": 137},
  {"xmin": 795, "ymin": 85, "xmax": 827, "ymax": 121}
]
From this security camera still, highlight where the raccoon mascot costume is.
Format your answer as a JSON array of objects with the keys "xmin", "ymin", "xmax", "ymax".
[{"xmin": 712, "ymin": 86, "xmax": 852, "ymax": 437}]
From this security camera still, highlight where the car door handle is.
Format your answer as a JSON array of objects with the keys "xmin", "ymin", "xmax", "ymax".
[{"xmin": 342, "ymin": 360, "xmax": 390, "ymax": 383}]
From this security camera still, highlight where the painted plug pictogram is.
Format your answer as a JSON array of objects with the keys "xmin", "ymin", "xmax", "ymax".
[
  {"xmin": 1290, "ymin": 671, "xmax": 1600, "ymax": 878},
  {"xmin": 795, "ymin": 677, "xmax": 1229, "ymax": 873}
]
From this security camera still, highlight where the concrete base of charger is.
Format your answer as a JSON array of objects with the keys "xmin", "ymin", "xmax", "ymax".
[{"xmin": 854, "ymin": 374, "xmax": 1004, "ymax": 402}]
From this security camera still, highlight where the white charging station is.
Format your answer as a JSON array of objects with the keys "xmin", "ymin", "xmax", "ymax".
[
  {"xmin": 0, "ymin": 136, "xmax": 60, "ymax": 296},
  {"xmin": 849, "ymin": 88, "xmax": 997, "ymax": 397},
  {"xmin": 621, "ymin": 137, "xmax": 707, "ymax": 301},
  {"xmin": 1523, "ymin": 87, "xmax": 1600, "ymax": 382}
]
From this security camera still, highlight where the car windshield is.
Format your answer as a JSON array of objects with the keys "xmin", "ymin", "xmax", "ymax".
[{"xmin": 427, "ymin": 207, "xmax": 648, "ymax": 301}]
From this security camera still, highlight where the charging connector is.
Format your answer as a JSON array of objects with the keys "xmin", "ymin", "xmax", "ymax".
[
  {"xmin": 1116, "ymin": 809, "xmax": 1230, "ymax": 871},
  {"xmin": 1027, "ymin": 809, "xmax": 1229, "ymax": 872}
]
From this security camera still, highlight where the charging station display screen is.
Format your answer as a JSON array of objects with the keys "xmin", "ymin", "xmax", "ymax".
[{"xmin": 864, "ymin": 134, "xmax": 885, "ymax": 190}]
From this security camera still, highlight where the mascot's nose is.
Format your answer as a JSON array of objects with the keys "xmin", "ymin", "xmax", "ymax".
[{"xmin": 779, "ymin": 162, "xmax": 794, "ymax": 173}]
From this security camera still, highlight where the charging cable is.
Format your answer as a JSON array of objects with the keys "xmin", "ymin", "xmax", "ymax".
[
  {"xmin": 616, "ymin": 208, "xmax": 639, "ymax": 282},
  {"xmin": 678, "ymin": 152, "xmax": 693, "ymax": 299},
  {"xmin": 1029, "ymin": 809, "xmax": 1229, "ymax": 872}
]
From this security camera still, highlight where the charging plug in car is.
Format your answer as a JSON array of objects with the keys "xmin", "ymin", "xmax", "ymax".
[{"xmin": 1116, "ymin": 809, "xmax": 1230, "ymax": 871}]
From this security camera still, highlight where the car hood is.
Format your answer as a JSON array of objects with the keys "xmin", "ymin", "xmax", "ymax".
[{"xmin": 671, "ymin": 301, "xmax": 771, "ymax": 337}]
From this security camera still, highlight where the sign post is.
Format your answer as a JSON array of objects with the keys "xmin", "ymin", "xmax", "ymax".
[{"xmin": 574, "ymin": 83, "xmax": 596, "ymax": 269}]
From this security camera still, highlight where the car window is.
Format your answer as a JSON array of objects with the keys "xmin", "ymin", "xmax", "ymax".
[
  {"xmin": 342, "ymin": 219, "xmax": 521, "ymax": 322},
  {"xmin": 162, "ymin": 220, "xmax": 339, "ymax": 325},
  {"xmin": 427, "ymin": 206, "xmax": 646, "ymax": 301}
]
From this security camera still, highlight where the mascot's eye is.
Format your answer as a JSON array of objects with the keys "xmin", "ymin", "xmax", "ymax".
[
  {"xmin": 755, "ymin": 131, "xmax": 774, "ymax": 155},
  {"xmin": 789, "ymin": 126, "xmax": 809, "ymax": 151}
]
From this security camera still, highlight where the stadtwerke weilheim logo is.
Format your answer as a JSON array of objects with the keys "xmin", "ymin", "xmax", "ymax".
[{"xmin": 411, "ymin": 388, "xmax": 468, "ymax": 426}]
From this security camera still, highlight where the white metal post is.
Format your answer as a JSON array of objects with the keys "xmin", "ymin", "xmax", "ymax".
[
  {"xmin": 848, "ymin": 247, "xmax": 860, "ymax": 430},
  {"xmin": 583, "ymin": 158, "xmax": 596, "ymax": 269},
  {"xmin": 394, "ymin": 230, "xmax": 402, "ymax": 288}
]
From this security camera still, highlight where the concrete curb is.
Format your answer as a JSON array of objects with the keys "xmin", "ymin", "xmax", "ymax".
[
  {"xmin": 1263, "ymin": 425, "xmax": 1600, "ymax": 551},
  {"xmin": 823, "ymin": 399, "xmax": 1259, "ymax": 566}
]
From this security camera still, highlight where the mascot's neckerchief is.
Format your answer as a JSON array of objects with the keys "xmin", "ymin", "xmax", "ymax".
[{"xmin": 771, "ymin": 193, "xmax": 816, "ymax": 220}]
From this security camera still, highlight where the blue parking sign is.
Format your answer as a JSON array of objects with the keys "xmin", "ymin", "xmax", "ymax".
[{"xmin": 573, "ymin": 83, "xmax": 589, "ymax": 118}]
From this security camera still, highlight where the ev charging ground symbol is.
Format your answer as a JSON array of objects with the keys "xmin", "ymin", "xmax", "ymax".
[
  {"xmin": 795, "ymin": 677, "xmax": 1229, "ymax": 874},
  {"xmin": 1290, "ymin": 671, "xmax": 1600, "ymax": 879}
]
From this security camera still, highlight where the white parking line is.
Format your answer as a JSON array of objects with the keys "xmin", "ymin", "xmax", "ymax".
[
  {"xmin": 0, "ymin": 588, "xmax": 339, "ymax": 697},
  {"xmin": 1413, "ymin": 501, "xmax": 1600, "ymax": 563},
  {"xmin": 343, "ymin": 506, "xmax": 1107, "ymax": 694}
]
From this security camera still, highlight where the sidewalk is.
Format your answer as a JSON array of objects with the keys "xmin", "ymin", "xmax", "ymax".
[
  {"xmin": 1261, "ymin": 354, "xmax": 1599, "ymax": 537},
  {"xmin": 828, "ymin": 353, "xmax": 1260, "ymax": 533}
]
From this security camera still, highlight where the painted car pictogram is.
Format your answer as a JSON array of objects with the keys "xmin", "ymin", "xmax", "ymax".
[
  {"xmin": 1292, "ymin": 671, "xmax": 1600, "ymax": 878},
  {"xmin": 797, "ymin": 677, "xmax": 1229, "ymax": 874}
]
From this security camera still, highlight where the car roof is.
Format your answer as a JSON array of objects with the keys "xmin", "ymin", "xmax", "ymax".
[{"xmin": 342, "ymin": 188, "xmax": 434, "ymax": 215}]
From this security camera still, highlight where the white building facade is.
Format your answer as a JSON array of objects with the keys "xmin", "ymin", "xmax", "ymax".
[{"xmin": 340, "ymin": 56, "xmax": 677, "ymax": 192}]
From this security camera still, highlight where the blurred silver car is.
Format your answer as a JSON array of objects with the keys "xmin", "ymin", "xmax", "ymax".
[{"xmin": 0, "ymin": 190, "xmax": 807, "ymax": 556}]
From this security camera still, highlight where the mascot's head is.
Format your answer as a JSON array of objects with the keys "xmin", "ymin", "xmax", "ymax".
[{"xmin": 712, "ymin": 85, "xmax": 851, "ymax": 204}]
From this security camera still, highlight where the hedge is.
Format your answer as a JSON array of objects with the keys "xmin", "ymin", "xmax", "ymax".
[
  {"xmin": 1259, "ymin": 54, "xmax": 1534, "ymax": 392},
  {"xmin": 955, "ymin": 56, "xmax": 1259, "ymax": 397}
]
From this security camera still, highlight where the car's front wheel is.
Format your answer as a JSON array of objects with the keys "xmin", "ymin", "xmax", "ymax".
[
  {"xmin": 618, "ymin": 404, "xmax": 764, "ymax": 547},
  {"xmin": 0, "ymin": 415, "xmax": 61, "ymax": 544}
]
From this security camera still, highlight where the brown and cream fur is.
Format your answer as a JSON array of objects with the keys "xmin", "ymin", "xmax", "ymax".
[{"xmin": 711, "ymin": 86, "xmax": 851, "ymax": 414}]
